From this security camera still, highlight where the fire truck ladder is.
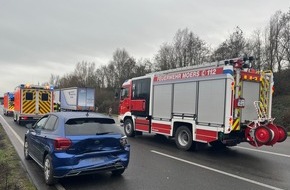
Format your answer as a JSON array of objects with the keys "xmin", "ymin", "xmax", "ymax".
[{"xmin": 253, "ymin": 101, "xmax": 269, "ymax": 122}]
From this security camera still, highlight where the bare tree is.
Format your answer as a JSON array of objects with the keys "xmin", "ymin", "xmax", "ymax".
[
  {"xmin": 249, "ymin": 29, "xmax": 264, "ymax": 70},
  {"xmin": 49, "ymin": 74, "xmax": 60, "ymax": 87},
  {"xmin": 154, "ymin": 28, "xmax": 210, "ymax": 70},
  {"xmin": 264, "ymin": 11, "xmax": 286, "ymax": 72},
  {"xmin": 280, "ymin": 9, "xmax": 290, "ymax": 67},
  {"xmin": 173, "ymin": 28, "xmax": 210, "ymax": 67},
  {"xmin": 154, "ymin": 43, "xmax": 176, "ymax": 70},
  {"xmin": 108, "ymin": 48, "xmax": 139, "ymax": 88},
  {"xmin": 212, "ymin": 27, "xmax": 248, "ymax": 61}
]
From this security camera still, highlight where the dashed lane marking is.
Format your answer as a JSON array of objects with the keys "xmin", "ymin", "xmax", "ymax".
[{"xmin": 151, "ymin": 150, "xmax": 283, "ymax": 190}]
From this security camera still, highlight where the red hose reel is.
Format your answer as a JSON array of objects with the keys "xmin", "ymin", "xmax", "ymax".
[{"xmin": 245, "ymin": 122, "xmax": 287, "ymax": 147}]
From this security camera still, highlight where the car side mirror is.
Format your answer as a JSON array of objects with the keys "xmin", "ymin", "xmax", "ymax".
[{"xmin": 26, "ymin": 123, "xmax": 33, "ymax": 129}]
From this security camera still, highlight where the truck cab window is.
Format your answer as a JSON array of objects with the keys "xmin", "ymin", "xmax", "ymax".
[
  {"xmin": 132, "ymin": 78, "xmax": 150, "ymax": 100},
  {"xmin": 120, "ymin": 88, "xmax": 129, "ymax": 100}
]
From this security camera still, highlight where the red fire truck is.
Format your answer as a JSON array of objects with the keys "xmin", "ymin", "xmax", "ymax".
[
  {"xmin": 118, "ymin": 57, "xmax": 288, "ymax": 150},
  {"xmin": 3, "ymin": 92, "xmax": 14, "ymax": 116},
  {"xmin": 13, "ymin": 84, "xmax": 54, "ymax": 125}
]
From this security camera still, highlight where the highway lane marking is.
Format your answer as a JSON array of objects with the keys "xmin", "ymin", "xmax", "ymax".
[
  {"xmin": 0, "ymin": 115, "xmax": 24, "ymax": 146},
  {"xmin": 151, "ymin": 150, "xmax": 283, "ymax": 190},
  {"xmin": 235, "ymin": 146, "xmax": 290, "ymax": 158},
  {"xmin": 0, "ymin": 115, "xmax": 66, "ymax": 190}
]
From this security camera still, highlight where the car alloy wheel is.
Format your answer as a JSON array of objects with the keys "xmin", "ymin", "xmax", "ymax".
[
  {"xmin": 44, "ymin": 155, "xmax": 55, "ymax": 185},
  {"xmin": 24, "ymin": 140, "xmax": 31, "ymax": 160}
]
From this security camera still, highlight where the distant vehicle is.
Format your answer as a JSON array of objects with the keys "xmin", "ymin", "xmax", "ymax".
[
  {"xmin": 3, "ymin": 92, "xmax": 14, "ymax": 116},
  {"xmin": 24, "ymin": 111, "xmax": 130, "ymax": 185},
  {"xmin": 118, "ymin": 56, "xmax": 287, "ymax": 150},
  {"xmin": 54, "ymin": 87, "xmax": 95, "ymax": 112},
  {"xmin": 0, "ymin": 96, "xmax": 4, "ymax": 105},
  {"xmin": 13, "ymin": 84, "xmax": 54, "ymax": 125}
]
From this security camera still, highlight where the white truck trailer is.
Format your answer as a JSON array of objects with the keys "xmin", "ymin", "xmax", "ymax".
[{"xmin": 54, "ymin": 87, "xmax": 95, "ymax": 111}]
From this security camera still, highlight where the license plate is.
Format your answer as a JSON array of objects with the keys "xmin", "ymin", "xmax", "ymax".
[{"xmin": 86, "ymin": 157, "xmax": 106, "ymax": 163}]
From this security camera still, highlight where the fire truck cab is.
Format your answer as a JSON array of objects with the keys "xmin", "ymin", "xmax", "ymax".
[{"xmin": 118, "ymin": 57, "xmax": 287, "ymax": 150}]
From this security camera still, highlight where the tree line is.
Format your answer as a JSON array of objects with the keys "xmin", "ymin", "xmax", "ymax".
[{"xmin": 48, "ymin": 9, "xmax": 290, "ymax": 120}]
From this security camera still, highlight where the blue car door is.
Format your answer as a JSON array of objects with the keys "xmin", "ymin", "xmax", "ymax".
[
  {"xmin": 29, "ymin": 116, "xmax": 49, "ymax": 163},
  {"xmin": 36, "ymin": 115, "xmax": 58, "ymax": 162}
]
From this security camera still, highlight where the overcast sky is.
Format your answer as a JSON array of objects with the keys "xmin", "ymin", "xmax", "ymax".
[{"xmin": 0, "ymin": 0, "xmax": 289, "ymax": 96}]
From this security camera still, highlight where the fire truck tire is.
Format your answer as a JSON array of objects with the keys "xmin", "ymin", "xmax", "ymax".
[
  {"xmin": 124, "ymin": 119, "xmax": 135, "ymax": 137},
  {"xmin": 17, "ymin": 116, "xmax": 23, "ymax": 126},
  {"xmin": 175, "ymin": 126, "xmax": 193, "ymax": 151},
  {"xmin": 13, "ymin": 114, "xmax": 17, "ymax": 122}
]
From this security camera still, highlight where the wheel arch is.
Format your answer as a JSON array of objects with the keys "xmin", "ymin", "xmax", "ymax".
[
  {"xmin": 173, "ymin": 122, "xmax": 193, "ymax": 137},
  {"xmin": 42, "ymin": 150, "xmax": 49, "ymax": 165},
  {"xmin": 124, "ymin": 116, "xmax": 134, "ymax": 128}
]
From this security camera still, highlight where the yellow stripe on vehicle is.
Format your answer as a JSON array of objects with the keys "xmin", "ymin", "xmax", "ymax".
[{"xmin": 232, "ymin": 117, "xmax": 240, "ymax": 131}]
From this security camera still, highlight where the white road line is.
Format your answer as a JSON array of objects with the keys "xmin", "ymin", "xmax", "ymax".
[
  {"xmin": 0, "ymin": 115, "xmax": 24, "ymax": 145},
  {"xmin": 0, "ymin": 115, "xmax": 66, "ymax": 190},
  {"xmin": 235, "ymin": 146, "xmax": 290, "ymax": 158},
  {"xmin": 151, "ymin": 150, "xmax": 283, "ymax": 190}
]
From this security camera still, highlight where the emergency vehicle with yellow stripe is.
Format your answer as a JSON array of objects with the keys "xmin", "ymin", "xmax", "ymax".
[
  {"xmin": 13, "ymin": 84, "xmax": 54, "ymax": 125},
  {"xmin": 118, "ymin": 57, "xmax": 287, "ymax": 150},
  {"xmin": 3, "ymin": 92, "xmax": 14, "ymax": 116}
]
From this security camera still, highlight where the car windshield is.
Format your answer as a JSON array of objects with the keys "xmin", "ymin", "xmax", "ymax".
[{"xmin": 65, "ymin": 118, "xmax": 123, "ymax": 136}]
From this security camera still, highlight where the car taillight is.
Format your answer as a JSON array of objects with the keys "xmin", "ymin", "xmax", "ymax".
[
  {"xmin": 120, "ymin": 136, "xmax": 128, "ymax": 147},
  {"xmin": 54, "ymin": 138, "xmax": 71, "ymax": 150}
]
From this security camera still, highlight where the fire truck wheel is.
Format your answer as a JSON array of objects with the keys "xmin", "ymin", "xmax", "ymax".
[
  {"xmin": 17, "ymin": 118, "xmax": 23, "ymax": 126},
  {"xmin": 124, "ymin": 119, "xmax": 135, "ymax": 137},
  {"xmin": 175, "ymin": 126, "xmax": 193, "ymax": 151}
]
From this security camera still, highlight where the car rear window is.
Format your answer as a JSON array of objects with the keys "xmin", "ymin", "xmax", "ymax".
[{"xmin": 65, "ymin": 118, "xmax": 123, "ymax": 136}]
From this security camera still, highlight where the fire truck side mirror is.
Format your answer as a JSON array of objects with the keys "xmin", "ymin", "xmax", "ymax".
[{"xmin": 114, "ymin": 90, "xmax": 119, "ymax": 99}]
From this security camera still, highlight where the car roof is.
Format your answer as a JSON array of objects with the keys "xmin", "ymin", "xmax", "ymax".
[{"xmin": 50, "ymin": 112, "xmax": 114, "ymax": 122}]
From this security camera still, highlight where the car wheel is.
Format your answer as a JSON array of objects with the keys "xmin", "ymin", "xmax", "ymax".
[
  {"xmin": 24, "ymin": 139, "xmax": 31, "ymax": 160},
  {"xmin": 18, "ymin": 119, "xmax": 23, "ymax": 126},
  {"xmin": 124, "ymin": 119, "xmax": 135, "ymax": 137},
  {"xmin": 111, "ymin": 169, "xmax": 125, "ymax": 176},
  {"xmin": 175, "ymin": 126, "xmax": 193, "ymax": 151},
  {"xmin": 44, "ymin": 155, "xmax": 55, "ymax": 185}
]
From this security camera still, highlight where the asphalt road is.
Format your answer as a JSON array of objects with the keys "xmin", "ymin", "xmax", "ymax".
[{"xmin": 0, "ymin": 109, "xmax": 289, "ymax": 190}]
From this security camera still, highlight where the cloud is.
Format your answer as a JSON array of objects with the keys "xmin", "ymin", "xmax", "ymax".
[{"xmin": 0, "ymin": 0, "xmax": 289, "ymax": 95}]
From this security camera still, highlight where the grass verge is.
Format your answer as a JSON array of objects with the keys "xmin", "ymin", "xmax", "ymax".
[{"xmin": 0, "ymin": 124, "xmax": 36, "ymax": 190}]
